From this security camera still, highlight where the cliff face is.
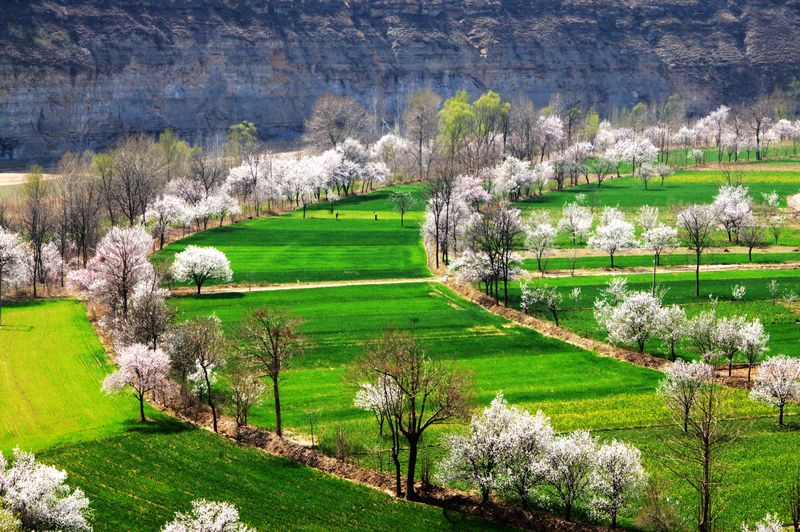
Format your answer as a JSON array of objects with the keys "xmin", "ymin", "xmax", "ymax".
[{"xmin": 1, "ymin": 0, "xmax": 799, "ymax": 163}]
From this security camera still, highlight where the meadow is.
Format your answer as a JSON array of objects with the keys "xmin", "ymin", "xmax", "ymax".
[
  {"xmin": 155, "ymin": 184, "xmax": 430, "ymax": 285},
  {"xmin": 0, "ymin": 299, "xmax": 141, "ymax": 452},
  {"xmin": 516, "ymin": 168, "xmax": 800, "ymax": 246},
  {"xmin": 172, "ymin": 281, "xmax": 800, "ymax": 529},
  {"xmin": 509, "ymin": 269, "xmax": 800, "ymax": 360},
  {"xmin": 41, "ymin": 425, "xmax": 490, "ymax": 532}
]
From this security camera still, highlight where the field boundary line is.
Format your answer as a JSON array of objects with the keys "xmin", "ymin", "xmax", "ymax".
[{"xmin": 169, "ymin": 276, "xmax": 442, "ymax": 296}]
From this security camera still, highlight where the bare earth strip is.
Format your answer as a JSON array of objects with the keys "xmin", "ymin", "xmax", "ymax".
[
  {"xmin": 170, "ymin": 277, "xmax": 440, "ymax": 296},
  {"xmin": 0, "ymin": 172, "xmax": 59, "ymax": 186}
]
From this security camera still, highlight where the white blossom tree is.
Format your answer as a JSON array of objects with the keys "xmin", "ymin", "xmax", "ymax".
[
  {"xmin": 590, "ymin": 440, "xmax": 647, "ymax": 529},
  {"xmin": 102, "ymin": 343, "xmax": 170, "ymax": 422},
  {"xmin": 656, "ymin": 304, "xmax": 687, "ymax": 361},
  {"xmin": 588, "ymin": 209, "xmax": 638, "ymax": 268},
  {"xmin": 557, "ymin": 199, "xmax": 593, "ymax": 245},
  {"xmin": 545, "ymin": 430, "xmax": 598, "ymax": 521},
  {"xmin": 741, "ymin": 319, "xmax": 769, "ymax": 382},
  {"xmin": 658, "ymin": 360, "xmax": 714, "ymax": 432},
  {"xmin": 0, "ymin": 227, "xmax": 26, "ymax": 327},
  {"xmin": 146, "ymin": 194, "xmax": 188, "ymax": 249},
  {"xmin": 712, "ymin": 184, "xmax": 753, "ymax": 243},
  {"xmin": 642, "ymin": 224, "xmax": 678, "ymax": 295},
  {"xmin": 170, "ymin": 246, "xmax": 233, "ymax": 294},
  {"xmin": 750, "ymin": 356, "xmax": 800, "ymax": 426},
  {"xmin": 162, "ymin": 500, "xmax": 254, "ymax": 532},
  {"xmin": 525, "ymin": 213, "xmax": 557, "ymax": 273},
  {"xmin": 0, "ymin": 448, "xmax": 91, "ymax": 531},
  {"xmin": 713, "ymin": 315, "xmax": 747, "ymax": 376},
  {"xmin": 595, "ymin": 291, "xmax": 664, "ymax": 353},
  {"xmin": 438, "ymin": 392, "xmax": 522, "ymax": 503},
  {"xmin": 741, "ymin": 513, "xmax": 784, "ymax": 532}
]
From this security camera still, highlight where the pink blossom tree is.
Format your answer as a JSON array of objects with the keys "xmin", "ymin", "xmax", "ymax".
[
  {"xmin": 102, "ymin": 343, "xmax": 170, "ymax": 422},
  {"xmin": 0, "ymin": 227, "xmax": 26, "ymax": 326}
]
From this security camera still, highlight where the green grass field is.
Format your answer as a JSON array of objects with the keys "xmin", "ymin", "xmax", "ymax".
[
  {"xmin": 0, "ymin": 299, "xmax": 141, "ymax": 452},
  {"xmin": 509, "ymin": 269, "xmax": 800, "ymax": 360},
  {"xmin": 41, "ymin": 425, "xmax": 491, "ymax": 532},
  {"xmin": 533, "ymin": 250, "xmax": 800, "ymax": 272},
  {"xmin": 517, "ymin": 167, "xmax": 800, "ymax": 247},
  {"xmin": 172, "ymin": 281, "xmax": 800, "ymax": 529},
  {"xmin": 155, "ymin": 184, "xmax": 431, "ymax": 285},
  {"xmin": 173, "ymin": 282, "xmax": 668, "ymax": 434}
]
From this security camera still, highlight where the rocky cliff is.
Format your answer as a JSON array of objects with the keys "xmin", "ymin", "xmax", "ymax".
[{"xmin": 1, "ymin": 0, "xmax": 799, "ymax": 163}]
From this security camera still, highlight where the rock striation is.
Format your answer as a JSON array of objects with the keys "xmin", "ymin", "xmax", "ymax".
[{"xmin": 1, "ymin": 0, "xmax": 799, "ymax": 163}]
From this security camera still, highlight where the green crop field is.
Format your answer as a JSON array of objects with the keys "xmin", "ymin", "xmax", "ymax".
[
  {"xmin": 41, "ymin": 426, "xmax": 491, "ymax": 532},
  {"xmin": 2, "ymin": 295, "xmax": 497, "ymax": 530},
  {"xmin": 516, "ymin": 168, "xmax": 800, "ymax": 247},
  {"xmin": 532, "ymin": 250, "xmax": 800, "ymax": 272},
  {"xmin": 155, "ymin": 184, "xmax": 431, "ymax": 285},
  {"xmin": 0, "ymin": 299, "xmax": 141, "ymax": 452},
  {"xmin": 508, "ymin": 269, "xmax": 800, "ymax": 360},
  {"xmin": 172, "ymin": 281, "xmax": 800, "ymax": 529}
]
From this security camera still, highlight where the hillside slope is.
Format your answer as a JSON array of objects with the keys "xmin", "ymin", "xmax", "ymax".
[{"xmin": 1, "ymin": 0, "xmax": 799, "ymax": 162}]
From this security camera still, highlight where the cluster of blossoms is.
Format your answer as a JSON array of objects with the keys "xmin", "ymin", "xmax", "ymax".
[{"xmin": 437, "ymin": 393, "xmax": 646, "ymax": 526}]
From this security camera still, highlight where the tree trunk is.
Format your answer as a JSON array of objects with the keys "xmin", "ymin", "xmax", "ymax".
[
  {"xmin": 205, "ymin": 371, "xmax": 218, "ymax": 433},
  {"xmin": 652, "ymin": 254, "xmax": 658, "ymax": 296},
  {"xmin": 780, "ymin": 404, "xmax": 785, "ymax": 427},
  {"xmin": 196, "ymin": 282, "xmax": 202, "ymax": 295},
  {"xmin": 139, "ymin": 393, "xmax": 146, "ymax": 423},
  {"xmin": 392, "ymin": 448, "xmax": 402, "ymax": 497},
  {"xmin": 695, "ymin": 251, "xmax": 701, "ymax": 297},
  {"xmin": 273, "ymin": 378, "xmax": 282, "ymax": 437},
  {"xmin": 405, "ymin": 437, "xmax": 419, "ymax": 500},
  {"xmin": 400, "ymin": 211, "xmax": 404, "ymax": 226}
]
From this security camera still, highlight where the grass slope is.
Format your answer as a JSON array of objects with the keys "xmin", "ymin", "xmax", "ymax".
[
  {"xmin": 155, "ymin": 184, "xmax": 430, "ymax": 285},
  {"xmin": 42, "ymin": 424, "xmax": 492, "ymax": 531},
  {"xmin": 0, "ymin": 299, "xmax": 140, "ymax": 452}
]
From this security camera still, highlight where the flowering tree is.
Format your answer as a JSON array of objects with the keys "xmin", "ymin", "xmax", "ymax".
[
  {"xmin": 740, "ymin": 319, "xmax": 769, "ymax": 381},
  {"xmin": 741, "ymin": 513, "xmax": 783, "ymax": 532},
  {"xmin": 658, "ymin": 360, "xmax": 713, "ymax": 433},
  {"xmin": 588, "ymin": 209, "xmax": 638, "ymax": 268},
  {"xmin": 438, "ymin": 393, "xmax": 520, "ymax": 504},
  {"xmin": 354, "ymin": 376, "xmax": 404, "ymax": 496},
  {"xmin": 590, "ymin": 440, "xmax": 647, "ymax": 529},
  {"xmin": 102, "ymin": 343, "xmax": 170, "ymax": 422},
  {"xmin": 0, "ymin": 448, "xmax": 91, "ymax": 531},
  {"xmin": 557, "ymin": 199, "xmax": 593, "ymax": 245},
  {"xmin": 162, "ymin": 500, "xmax": 254, "ymax": 532},
  {"xmin": 170, "ymin": 246, "xmax": 233, "ymax": 294},
  {"xmin": 750, "ymin": 356, "xmax": 800, "ymax": 426},
  {"xmin": 642, "ymin": 224, "xmax": 678, "ymax": 294},
  {"xmin": 677, "ymin": 205, "xmax": 716, "ymax": 297},
  {"xmin": 685, "ymin": 310, "xmax": 720, "ymax": 362},
  {"xmin": 656, "ymin": 304, "xmax": 687, "ymax": 361},
  {"xmin": 595, "ymin": 291, "xmax": 664, "ymax": 352},
  {"xmin": 0, "ymin": 227, "xmax": 26, "ymax": 327},
  {"xmin": 227, "ymin": 357, "xmax": 266, "ymax": 430},
  {"xmin": 545, "ymin": 430, "xmax": 598, "ymax": 520},
  {"xmin": 146, "ymin": 194, "xmax": 188, "ymax": 249},
  {"xmin": 68, "ymin": 225, "xmax": 153, "ymax": 317},
  {"xmin": 712, "ymin": 185, "xmax": 753, "ymax": 242},
  {"xmin": 525, "ymin": 213, "xmax": 557, "ymax": 273},
  {"xmin": 713, "ymin": 315, "xmax": 747, "ymax": 376}
]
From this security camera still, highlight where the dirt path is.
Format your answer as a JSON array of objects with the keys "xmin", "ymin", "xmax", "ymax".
[
  {"xmin": 170, "ymin": 277, "xmax": 442, "ymax": 296},
  {"xmin": 537, "ymin": 245, "xmax": 800, "ymax": 260},
  {"xmin": 529, "ymin": 260, "xmax": 800, "ymax": 279}
]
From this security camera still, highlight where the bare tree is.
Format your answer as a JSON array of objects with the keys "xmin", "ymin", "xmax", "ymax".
[
  {"xmin": 747, "ymin": 98, "xmax": 774, "ymax": 161},
  {"xmin": 176, "ymin": 315, "xmax": 228, "ymax": 432},
  {"xmin": 402, "ymin": 90, "xmax": 441, "ymax": 179},
  {"xmin": 19, "ymin": 168, "xmax": 52, "ymax": 297},
  {"xmin": 112, "ymin": 136, "xmax": 166, "ymax": 225},
  {"xmin": 506, "ymin": 95, "xmax": 538, "ymax": 161},
  {"xmin": 353, "ymin": 327, "xmax": 472, "ymax": 499},
  {"xmin": 188, "ymin": 149, "xmax": 224, "ymax": 196},
  {"xmin": 236, "ymin": 308, "xmax": 305, "ymax": 437},
  {"xmin": 662, "ymin": 375, "xmax": 738, "ymax": 532},
  {"xmin": 304, "ymin": 93, "xmax": 372, "ymax": 149},
  {"xmin": 677, "ymin": 205, "xmax": 716, "ymax": 297}
]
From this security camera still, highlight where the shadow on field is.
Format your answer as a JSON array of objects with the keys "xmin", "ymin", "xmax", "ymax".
[{"xmin": 123, "ymin": 415, "xmax": 191, "ymax": 436}]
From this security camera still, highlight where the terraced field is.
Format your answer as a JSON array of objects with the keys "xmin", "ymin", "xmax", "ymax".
[{"xmin": 155, "ymin": 184, "xmax": 430, "ymax": 285}]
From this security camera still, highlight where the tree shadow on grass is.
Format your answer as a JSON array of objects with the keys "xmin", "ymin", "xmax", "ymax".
[{"xmin": 122, "ymin": 414, "xmax": 193, "ymax": 436}]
